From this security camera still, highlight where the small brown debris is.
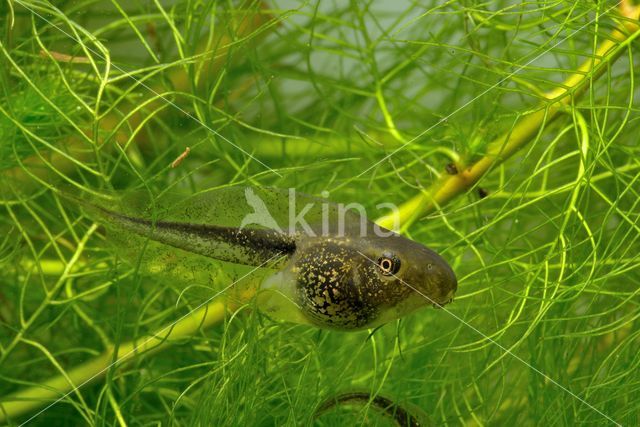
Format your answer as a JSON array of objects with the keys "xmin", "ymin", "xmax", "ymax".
[
  {"xmin": 146, "ymin": 22, "xmax": 161, "ymax": 52},
  {"xmin": 445, "ymin": 162, "xmax": 458, "ymax": 175},
  {"xmin": 171, "ymin": 147, "xmax": 191, "ymax": 168},
  {"xmin": 40, "ymin": 50, "xmax": 90, "ymax": 64},
  {"xmin": 477, "ymin": 187, "xmax": 489, "ymax": 199}
]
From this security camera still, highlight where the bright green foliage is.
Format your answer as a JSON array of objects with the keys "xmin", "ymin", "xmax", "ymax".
[{"xmin": 1, "ymin": 1, "xmax": 639, "ymax": 425}]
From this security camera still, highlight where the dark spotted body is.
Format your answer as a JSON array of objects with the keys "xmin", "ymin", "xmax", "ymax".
[
  {"xmin": 293, "ymin": 240, "xmax": 411, "ymax": 329},
  {"xmin": 295, "ymin": 241, "xmax": 375, "ymax": 328},
  {"xmin": 280, "ymin": 229, "xmax": 457, "ymax": 330}
]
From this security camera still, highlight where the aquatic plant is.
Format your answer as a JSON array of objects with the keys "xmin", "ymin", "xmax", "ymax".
[{"xmin": 1, "ymin": 1, "xmax": 639, "ymax": 425}]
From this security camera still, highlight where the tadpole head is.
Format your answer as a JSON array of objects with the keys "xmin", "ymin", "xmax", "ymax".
[{"xmin": 358, "ymin": 233, "xmax": 458, "ymax": 326}]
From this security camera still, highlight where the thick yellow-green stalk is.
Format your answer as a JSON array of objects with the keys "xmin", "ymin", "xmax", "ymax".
[
  {"xmin": 0, "ymin": 297, "xmax": 230, "ymax": 423},
  {"xmin": 376, "ymin": 6, "xmax": 640, "ymax": 229}
]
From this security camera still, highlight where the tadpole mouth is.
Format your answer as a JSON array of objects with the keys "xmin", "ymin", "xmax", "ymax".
[
  {"xmin": 444, "ymin": 261, "xmax": 458, "ymax": 294},
  {"xmin": 426, "ymin": 252, "xmax": 457, "ymax": 307}
]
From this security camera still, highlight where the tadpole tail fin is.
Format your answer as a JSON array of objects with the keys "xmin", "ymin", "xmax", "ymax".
[{"xmin": 57, "ymin": 187, "xmax": 295, "ymax": 267}]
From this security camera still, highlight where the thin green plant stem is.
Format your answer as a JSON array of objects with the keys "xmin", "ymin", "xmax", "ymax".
[{"xmin": 0, "ymin": 222, "xmax": 98, "ymax": 367}]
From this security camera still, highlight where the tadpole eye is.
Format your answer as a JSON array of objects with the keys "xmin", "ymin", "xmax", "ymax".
[{"xmin": 377, "ymin": 253, "xmax": 401, "ymax": 276}]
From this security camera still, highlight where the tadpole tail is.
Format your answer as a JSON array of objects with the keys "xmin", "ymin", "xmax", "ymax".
[{"xmin": 58, "ymin": 188, "xmax": 296, "ymax": 267}]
